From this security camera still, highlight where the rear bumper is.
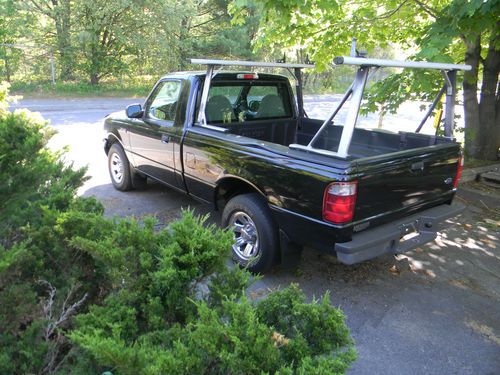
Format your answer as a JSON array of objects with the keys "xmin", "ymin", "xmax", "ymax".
[
  {"xmin": 334, "ymin": 202, "xmax": 465, "ymax": 264},
  {"xmin": 270, "ymin": 206, "xmax": 352, "ymax": 250}
]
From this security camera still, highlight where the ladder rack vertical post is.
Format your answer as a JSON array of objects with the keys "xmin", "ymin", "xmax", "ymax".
[
  {"xmin": 294, "ymin": 67, "xmax": 305, "ymax": 117},
  {"xmin": 197, "ymin": 64, "xmax": 215, "ymax": 126},
  {"xmin": 415, "ymin": 85, "xmax": 446, "ymax": 133},
  {"xmin": 336, "ymin": 67, "xmax": 369, "ymax": 157},
  {"xmin": 444, "ymin": 70, "xmax": 456, "ymax": 138}
]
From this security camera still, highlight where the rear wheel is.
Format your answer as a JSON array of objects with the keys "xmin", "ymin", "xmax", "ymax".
[
  {"xmin": 108, "ymin": 143, "xmax": 133, "ymax": 191},
  {"xmin": 222, "ymin": 193, "xmax": 278, "ymax": 273}
]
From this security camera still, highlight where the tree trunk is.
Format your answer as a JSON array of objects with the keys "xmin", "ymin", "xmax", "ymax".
[
  {"xmin": 88, "ymin": 37, "xmax": 100, "ymax": 85},
  {"xmin": 462, "ymin": 36, "xmax": 481, "ymax": 158},
  {"xmin": 90, "ymin": 73, "xmax": 99, "ymax": 85},
  {"xmin": 496, "ymin": 80, "xmax": 500, "ymax": 149},
  {"xmin": 177, "ymin": 17, "xmax": 191, "ymax": 70},
  {"xmin": 52, "ymin": 0, "xmax": 73, "ymax": 80},
  {"xmin": 477, "ymin": 26, "xmax": 500, "ymax": 160}
]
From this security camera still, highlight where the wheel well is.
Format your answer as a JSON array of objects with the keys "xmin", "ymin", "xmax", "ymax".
[
  {"xmin": 214, "ymin": 177, "xmax": 265, "ymax": 211},
  {"xmin": 105, "ymin": 134, "xmax": 121, "ymax": 155}
]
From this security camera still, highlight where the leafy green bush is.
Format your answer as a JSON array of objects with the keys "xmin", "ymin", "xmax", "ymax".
[
  {"xmin": 0, "ymin": 82, "xmax": 107, "ymax": 374},
  {"xmin": 61, "ymin": 215, "xmax": 355, "ymax": 373},
  {"xmin": 9, "ymin": 77, "xmax": 155, "ymax": 98},
  {"xmin": 0, "ymin": 85, "xmax": 88, "ymax": 247},
  {"xmin": 0, "ymin": 82, "xmax": 356, "ymax": 374}
]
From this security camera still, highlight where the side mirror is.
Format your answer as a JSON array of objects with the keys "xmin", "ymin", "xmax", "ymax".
[{"xmin": 126, "ymin": 104, "xmax": 143, "ymax": 118}]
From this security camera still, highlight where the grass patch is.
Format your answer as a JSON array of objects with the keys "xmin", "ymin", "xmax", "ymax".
[{"xmin": 9, "ymin": 77, "xmax": 156, "ymax": 98}]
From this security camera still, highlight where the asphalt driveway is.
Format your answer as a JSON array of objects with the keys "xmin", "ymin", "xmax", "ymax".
[{"xmin": 12, "ymin": 97, "xmax": 500, "ymax": 375}]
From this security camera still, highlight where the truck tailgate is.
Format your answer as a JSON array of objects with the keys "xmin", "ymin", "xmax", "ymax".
[{"xmin": 353, "ymin": 143, "xmax": 460, "ymax": 225}]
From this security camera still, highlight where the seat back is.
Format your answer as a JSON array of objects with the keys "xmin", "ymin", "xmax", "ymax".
[
  {"xmin": 206, "ymin": 95, "xmax": 235, "ymax": 123},
  {"xmin": 255, "ymin": 95, "xmax": 285, "ymax": 119}
]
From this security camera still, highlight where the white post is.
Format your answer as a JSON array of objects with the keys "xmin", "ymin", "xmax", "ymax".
[{"xmin": 50, "ymin": 54, "xmax": 56, "ymax": 85}]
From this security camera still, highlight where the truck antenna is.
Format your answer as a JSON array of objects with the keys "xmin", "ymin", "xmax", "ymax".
[{"xmin": 350, "ymin": 37, "xmax": 357, "ymax": 57}]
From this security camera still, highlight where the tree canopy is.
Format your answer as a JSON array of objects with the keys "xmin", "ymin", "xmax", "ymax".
[{"xmin": 1, "ymin": 0, "xmax": 260, "ymax": 84}]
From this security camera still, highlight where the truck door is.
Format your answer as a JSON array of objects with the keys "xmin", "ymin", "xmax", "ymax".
[{"xmin": 128, "ymin": 80, "xmax": 183, "ymax": 189}]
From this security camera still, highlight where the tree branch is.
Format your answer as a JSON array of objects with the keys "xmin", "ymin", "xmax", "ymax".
[
  {"xmin": 190, "ymin": 13, "xmax": 226, "ymax": 29},
  {"xmin": 413, "ymin": 0, "xmax": 439, "ymax": 19},
  {"xmin": 27, "ymin": 0, "xmax": 53, "ymax": 18},
  {"xmin": 38, "ymin": 280, "xmax": 88, "ymax": 341},
  {"xmin": 364, "ymin": 0, "xmax": 410, "ymax": 22}
]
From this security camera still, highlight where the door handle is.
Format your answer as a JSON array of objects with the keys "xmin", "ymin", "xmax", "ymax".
[
  {"xmin": 161, "ymin": 134, "xmax": 170, "ymax": 144},
  {"xmin": 411, "ymin": 161, "xmax": 424, "ymax": 171}
]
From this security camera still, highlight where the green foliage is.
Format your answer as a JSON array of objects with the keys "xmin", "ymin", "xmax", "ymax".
[
  {"xmin": 65, "ymin": 218, "xmax": 356, "ymax": 373},
  {"xmin": 362, "ymin": 69, "xmax": 443, "ymax": 116},
  {"xmin": 10, "ymin": 78, "xmax": 155, "ymax": 98},
  {"xmin": 0, "ymin": 81, "xmax": 10, "ymax": 113},
  {"xmin": 256, "ymin": 285, "xmax": 353, "ymax": 363},
  {"xmin": 0, "ymin": 0, "xmax": 34, "ymax": 82},
  {"xmin": 73, "ymin": 0, "xmax": 148, "ymax": 84},
  {"xmin": 230, "ymin": 0, "xmax": 466, "ymax": 68},
  {"xmin": 69, "ymin": 212, "xmax": 234, "ymax": 327},
  {"xmin": 2, "ymin": 0, "xmax": 262, "ymax": 86},
  {"xmin": 70, "ymin": 279, "xmax": 356, "ymax": 374},
  {"xmin": 0, "ymin": 86, "xmax": 88, "ymax": 246},
  {"xmin": 0, "ymin": 84, "xmax": 104, "ymax": 373}
]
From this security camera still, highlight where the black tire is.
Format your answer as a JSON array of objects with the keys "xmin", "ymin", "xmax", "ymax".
[
  {"xmin": 222, "ymin": 193, "xmax": 278, "ymax": 273},
  {"xmin": 108, "ymin": 143, "xmax": 133, "ymax": 191}
]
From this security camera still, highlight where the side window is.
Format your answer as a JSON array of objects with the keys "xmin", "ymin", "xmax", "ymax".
[{"xmin": 147, "ymin": 80, "xmax": 181, "ymax": 122}]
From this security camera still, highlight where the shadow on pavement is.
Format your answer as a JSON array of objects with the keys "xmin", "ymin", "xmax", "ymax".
[{"xmin": 82, "ymin": 179, "xmax": 219, "ymax": 225}]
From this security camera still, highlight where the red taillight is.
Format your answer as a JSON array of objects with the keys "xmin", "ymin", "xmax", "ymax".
[
  {"xmin": 323, "ymin": 181, "xmax": 357, "ymax": 224},
  {"xmin": 453, "ymin": 154, "xmax": 463, "ymax": 189}
]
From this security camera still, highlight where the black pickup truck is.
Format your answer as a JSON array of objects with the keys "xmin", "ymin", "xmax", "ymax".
[{"xmin": 103, "ymin": 57, "xmax": 467, "ymax": 272}]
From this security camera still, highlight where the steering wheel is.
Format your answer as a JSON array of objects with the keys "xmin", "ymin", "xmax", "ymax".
[{"xmin": 233, "ymin": 98, "xmax": 249, "ymax": 121}]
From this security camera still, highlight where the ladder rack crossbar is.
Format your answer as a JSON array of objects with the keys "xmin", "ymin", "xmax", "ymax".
[
  {"xmin": 334, "ymin": 56, "xmax": 471, "ymax": 71},
  {"xmin": 189, "ymin": 58, "xmax": 315, "ymax": 69}
]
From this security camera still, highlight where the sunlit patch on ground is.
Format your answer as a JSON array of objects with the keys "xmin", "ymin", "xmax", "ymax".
[{"xmin": 465, "ymin": 320, "xmax": 500, "ymax": 346}]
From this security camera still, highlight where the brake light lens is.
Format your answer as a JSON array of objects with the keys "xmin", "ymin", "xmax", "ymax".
[
  {"xmin": 453, "ymin": 154, "xmax": 463, "ymax": 189},
  {"xmin": 237, "ymin": 73, "xmax": 258, "ymax": 79},
  {"xmin": 323, "ymin": 181, "xmax": 358, "ymax": 224}
]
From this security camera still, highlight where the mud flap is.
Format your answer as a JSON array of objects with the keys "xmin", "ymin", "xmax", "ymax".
[{"xmin": 279, "ymin": 229, "xmax": 302, "ymax": 269}]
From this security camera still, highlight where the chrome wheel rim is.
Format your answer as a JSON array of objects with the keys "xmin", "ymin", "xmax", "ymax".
[
  {"xmin": 229, "ymin": 211, "xmax": 260, "ymax": 261},
  {"xmin": 110, "ymin": 152, "xmax": 124, "ymax": 184}
]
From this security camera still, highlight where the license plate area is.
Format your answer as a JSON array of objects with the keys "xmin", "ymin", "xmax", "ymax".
[
  {"xmin": 401, "ymin": 231, "xmax": 419, "ymax": 242},
  {"xmin": 398, "ymin": 220, "xmax": 419, "ymax": 240}
]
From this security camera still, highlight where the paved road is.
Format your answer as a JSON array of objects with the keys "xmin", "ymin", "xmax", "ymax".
[{"xmin": 12, "ymin": 97, "xmax": 499, "ymax": 374}]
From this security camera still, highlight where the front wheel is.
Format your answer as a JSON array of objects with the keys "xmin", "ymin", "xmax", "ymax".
[
  {"xmin": 222, "ymin": 193, "xmax": 278, "ymax": 273},
  {"xmin": 108, "ymin": 143, "xmax": 133, "ymax": 191}
]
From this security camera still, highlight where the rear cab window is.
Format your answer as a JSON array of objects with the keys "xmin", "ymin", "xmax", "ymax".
[{"xmin": 203, "ymin": 78, "xmax": 293, "ymax": 126}]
